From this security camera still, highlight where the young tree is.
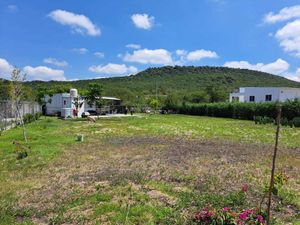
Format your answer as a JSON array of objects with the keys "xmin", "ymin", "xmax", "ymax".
[
  {"xmin": 206, "ymin": 85, "xmax": 227, "ymax": 102},
  {"xmin": 84, "ymin": 83, "xmax": 104, "ymax": 109},
  {"xmin": 10, "ymin": 67, "xmax": 27, "ymax": 142},
  {"xmin": 149, "ymin": 98, "xmax": 160, "ymax": 113}
]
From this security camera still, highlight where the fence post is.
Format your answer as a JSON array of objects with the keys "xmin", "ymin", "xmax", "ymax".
[{"xmin": 266, "ymin": 105, "xmax": 281, "ymax": 224}]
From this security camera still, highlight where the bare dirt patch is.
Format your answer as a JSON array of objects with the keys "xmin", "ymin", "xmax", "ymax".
[{"xmin": 16, "ymin": 136, "xmax": 300, "ymax": 224}]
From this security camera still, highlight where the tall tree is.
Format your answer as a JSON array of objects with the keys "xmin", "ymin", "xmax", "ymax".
[
  {"xmin": 84, "ymin": 83, "xmax": 104, "ymax": 108},
  {"xmin": 10, "ymin": 67, "xmax": 28, "ymax": 142}
]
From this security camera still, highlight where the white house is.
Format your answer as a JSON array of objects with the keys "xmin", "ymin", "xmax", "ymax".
[
  {"xmin": 44, "ymin": 89, "xmax": 85, "ymax": 118},
  {"xmin": 44, "ymin": 89, "xmax": 122, "ymax": 118},
  {"xmin": 229, "ymin": 87, "xmax": 300, "ymax": 103}
]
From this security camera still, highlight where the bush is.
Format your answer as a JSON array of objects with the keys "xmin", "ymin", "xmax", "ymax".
[
  {"xmin": 280, "ymin": 117, "xmax": 289, "ymax": 126},
  {"xmin": 34, "ymin": 112, "xmax": 42, "ymax": 120},
  {"xmin": 23, "ymin": 113, "xmax": 34, "ymax": 124},
  {"xmin": 22, "ymin": 112, "xmax": 42, "ymax": 124},
  {"xmin": 292, "ymin": 117, "xmax": 300, "ymax": 127},
  {"xmin": 174, "ymin": 99, "xmax": 300, "ymax": 122}
]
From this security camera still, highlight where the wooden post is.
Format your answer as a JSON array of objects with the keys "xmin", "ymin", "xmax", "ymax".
[{"xmin": 266, "ymin": 105, "xmax": 281, "ymax": 224}]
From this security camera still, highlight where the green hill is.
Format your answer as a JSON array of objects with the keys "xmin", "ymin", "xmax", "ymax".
[{"xmin": 2, "ymin": 66, "xmax": 300, "ymax": 103}]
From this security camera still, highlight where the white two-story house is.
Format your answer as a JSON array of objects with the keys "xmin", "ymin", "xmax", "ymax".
[{"xmin": 229, "ymin": 87, "xmax": 300, "ymax": 103}]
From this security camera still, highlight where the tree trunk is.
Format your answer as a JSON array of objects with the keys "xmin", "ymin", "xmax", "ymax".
[{"xmin": 15, "ymin": 102, "xmax": 27, "ymax": 143}]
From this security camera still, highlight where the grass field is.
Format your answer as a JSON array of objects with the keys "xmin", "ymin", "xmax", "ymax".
[{"xmin": 0, "ymin": 114, "xmax": 299, "ymax": 224}]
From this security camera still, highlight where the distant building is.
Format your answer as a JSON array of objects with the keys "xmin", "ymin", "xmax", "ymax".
[
  {"xmin": 229, "ymin": 87, "xmax": 300, "ymax": 103},
  {"xmin": 44, "ymin": 89, "xmax": 122, "ymax": 118}
]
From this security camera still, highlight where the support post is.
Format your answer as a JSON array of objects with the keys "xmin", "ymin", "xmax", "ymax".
[{"xmin": 266, "ymin": 105, "xmax": 281, "ymax": 224}]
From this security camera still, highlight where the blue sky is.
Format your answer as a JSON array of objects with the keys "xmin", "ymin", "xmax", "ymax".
[{"xmin": 0, "ymin": 0, "xmax": 300, "ymax": 82}]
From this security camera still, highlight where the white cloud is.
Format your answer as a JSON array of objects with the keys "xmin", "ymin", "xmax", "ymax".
[
  {"xmin": 123, "ymin": 49, "xmax": 173, "ymax": 65},
  {"xmin": 94, "ymin": 52, "xmax": 104, "ymax": 58},
  {"xmin": 224, "ymin": 58, "xmax": 290, "ymax": 75},
  {"xmin": 263, "ymin": 5, "xmax": 300, "ymax": 24},
  {"xmin": 23, "ymin": 66, "xmax": 66, "ymax": 81},
  {"xmin": 285, "ymin": 68, "xmax": 300, "ymax": 82},
  {"xmin": 72, "ymin": 48, "xmax": 88, "ymax": 54},
  {"xmin": 176, "ymin": 49, "xmax": 188, "ymax": 56},
  {"xmin": 173, "ymin": 49, "xmax": 218, "ymax": 65},
  {"xmin": 275, "ymin": 19, "xmax": 300, "ymax": 57},
  {"xmin": 43, "ymin": 58, "xmax": 68, "ymax": 67},
  {"xmin": 88, "ymin": 63, "xmax": 138, "ymax": 76},
  {"xmin": 48, "ymin": 9, "xmax": 100, "ymax": 36},
  {"xmin": 186, "ymin": 49, "xmax": 218, "ymax": 61},
  {"xmin": 7, "ymin": 5, "xmax": 18, "ymax": 13},
  {"xmin": 131, "ymin": 13, "xmax": 154, "ymax": 30},
  {"xmin": 126, "ymin": 44, "xmax": 141, "ymax": 49},
  {"xmin": 0, "ymin": 58, "xmax": 14, "ymax": 79}
]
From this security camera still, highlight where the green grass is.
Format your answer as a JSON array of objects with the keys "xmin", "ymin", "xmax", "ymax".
[
  {"xmin": 0, "ymin": 114, "xmax": 299, "ymax": 224},
  {"xmin": 79, "ymin": 114, "xmax": 300, "ymax": 148}
]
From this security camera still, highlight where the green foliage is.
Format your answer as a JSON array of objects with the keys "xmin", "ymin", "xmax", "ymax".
[
  {"xmin": 0, "ymin": 79, "xmax": 11, "ymax": 100},
  {"xmin": 84, "ymin": 83, "xmax": 103, "ymax": 108},
  {"xmin": 149, "ymin": 98, "xmax": 160, "ymax": 111},
  {"xmin": 1, "ymin": 66, "xmax": 298, "ymax": 106},
  {"xmin": 23, "ymin": 114, "xmax": 34, "ymax": 124},
  {"xmin": 23, "ymin": 112, "xmax": 42, "ymax": 124},
  {"xmin": 292, "ymin": 117, "xmax": 300, "ymax": 127},
  {"xmin": 206, "ymin": 85, "xmax": 227, "ymax": 102},
  {"xmin": 175, "ymin": 100, "xmax": 300, "ymax": 121},
  {"xmin": 188, "ymin": 91, "xmax": 210, "ymax": 103},
  {"xmin": 163, "ymin": 93, "xmax": 181, "ymax": 110},
  {"xmin": 254, "ymin": 116, "xmax": 274, "ymax": 125}
]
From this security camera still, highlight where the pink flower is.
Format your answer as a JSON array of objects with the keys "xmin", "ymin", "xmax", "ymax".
[
  {"xmin": 221, "ymin": 207, "xmax": 230, "ymax": 212},
  {"xmin": 241, "ymin": 184, "xmax": 249, "ymax": 192},
  {"xmin": 238, "ymin": 212, "xmax": 248, "ymax": 220},
  {"xmin": 257, "ymin": 215, "xmax": 264, "ymax": 223},
  {"xmin": 207, "ymin": 211, "xmax": 215, "ymax": 217}
]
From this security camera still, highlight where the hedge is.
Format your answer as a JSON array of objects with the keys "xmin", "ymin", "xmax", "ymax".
[{"xmin": 174, "ymin": 99, "xmax": 300, "ymax": 121}]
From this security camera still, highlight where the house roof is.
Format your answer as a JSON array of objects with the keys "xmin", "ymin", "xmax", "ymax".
[
  {"xmin": 240, "ymin": 87, "xmax": 300, "ymax": 90},
  {"xmin": 101, "ymin": 96, "xmax": 121, "ymax": 101}
]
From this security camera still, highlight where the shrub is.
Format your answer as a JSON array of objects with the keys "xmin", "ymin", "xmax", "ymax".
[
  {"xmin": 292, "ymin": 117, "xmax": 300, "ymax": 127},
  {"xmin": 23, "ymin": 113, "xmax": 34, "ymax": 124},
  {"xmin": 280, "ymin": 117, "xmax": 289, "ymax": 126},
  {"xmin": 34, "ymin": 112, "xmax": 42, "ymax": 120},
  {"xmin": 22, "ymin": 112, "xmax": 42, "ymax": 124}
]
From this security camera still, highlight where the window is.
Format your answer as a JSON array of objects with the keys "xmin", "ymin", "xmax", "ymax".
[
  {"xmin": 63, "ymin": 100, "xmax": 67, "ymax": 105},
  {"xmin": 249, "ymin": 96, "xmax": 255, "ymax": 102},
  {"xmin": 265, "ymin": 95, "xmax": 272, "ymax": 101}
]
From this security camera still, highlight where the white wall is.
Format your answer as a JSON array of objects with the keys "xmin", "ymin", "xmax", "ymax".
[
  {"xmin": 84, "ymin": 101, "xmax": 96, "ymax": 112},
  {"xmin": 45, "ymin": 91, "xmax": 86, "ymax": 117},
  {"xmin": 45, "ymin": 94, "xmax": 64, "ymax": 115},
  {"xmin": 230, "ymin": 87, "xmax": 300, "ymax": 103},
  {"xmin": 242, "ymin": 87, "xmax": 280, "ymax": 103},
  {"xmin": 279, "ymin": 88, "xmax": 300, "ymax": 102}
]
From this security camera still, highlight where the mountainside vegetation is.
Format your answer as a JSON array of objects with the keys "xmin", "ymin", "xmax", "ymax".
[{"xmin": 1, "ymin": 66, "xmax": 300, "ymax": 106}]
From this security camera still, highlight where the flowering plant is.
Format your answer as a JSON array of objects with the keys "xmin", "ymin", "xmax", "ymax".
[{"xmin": 194, "ymin": 207, "xmax": 266, "ymax": 225}]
